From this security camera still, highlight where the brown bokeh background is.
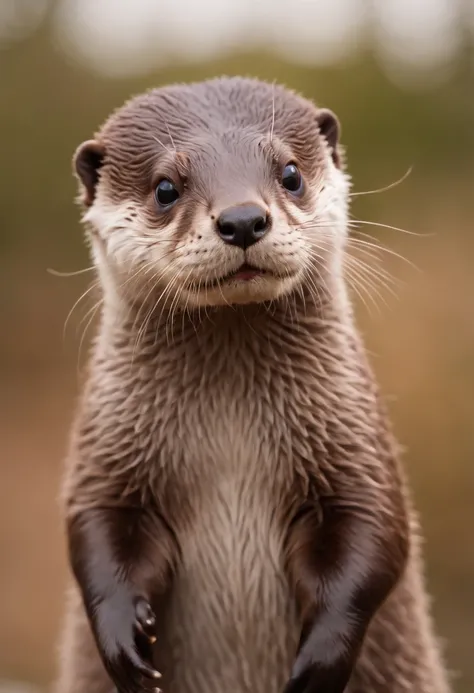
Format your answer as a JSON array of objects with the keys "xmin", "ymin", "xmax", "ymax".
[{"xmin": 1, "ymin": 6, "xmax": 473, "ymax": 693}]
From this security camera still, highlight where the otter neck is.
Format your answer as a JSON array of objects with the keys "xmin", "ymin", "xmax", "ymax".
[{"xmin": 96, "ymin": 277, "xmax": 354, "ymax": 366}]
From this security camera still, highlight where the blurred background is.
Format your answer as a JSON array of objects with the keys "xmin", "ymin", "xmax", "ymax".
[{"xmin": 0, "ymin": 0, "xmax": 473, "ymax": 691}]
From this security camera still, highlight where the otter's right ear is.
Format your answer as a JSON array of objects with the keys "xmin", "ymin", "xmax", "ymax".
[
  {"xmin": 315, "ymin": 109, "xmax": 341, "ymax": 168},
  {"xmin": 73, "ymin": 140, "xmax": 106, "ymax": 207}
]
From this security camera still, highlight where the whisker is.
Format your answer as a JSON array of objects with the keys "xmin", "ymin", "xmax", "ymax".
[
  {"xmin": 294, "ymin": 267, "xmax": 307, "ymax": 316},
  {"xmin": 348, "ymin": 218, "xmax": 429, "ymax": 238},
  {"xmin": 147, "ymin": 266, "xmax": 181, "ymax": 340},
  {"xmin": 354, "ymin": 260, "xmax": 400, "ymax": 293},
  {"xmin": 345, "ymin": 257, "xmax": 393, "ymax": 313},
  {"xmin": 303, "ymin": 233, "xmax": 397, "ymax": 314},
  {"xmin": 152, "ymin": 134, "xmax": 172, "ymax": 153},
  {"xmin": 345, "ymin": 245, "xmax": 401, "ymax": 289},
  {"xmin": 345, "ymin": 259, "xmax": 386, "ymax": 315},
  {"xmin": 76, "ymin": 299, "xmax": 103, "ymax": 375},
  {"xmin": 63, "ymin": 280, "xmax": 100, "ymax": 341},
  {"xmin": 296, "ymin": 222, "xmax": 339, "ymax": 231},
  {"xmin": 344, "ymin": 266, "xmax": 376, "ymax": 317},
  {"xmin": 48, "ymin": 266, "xmax": 95, "ymax": 277},
  {"xmin": 347, "ymin": 235, "xmax": 420, "ymax": 272},
  {"xmin": 216, "ymin": 273, "xmax": 233, "ymax": 309},
  {"xmin": 269, "ymin": 81, "xmax": 276, "ymax": 143},
  {"xmin": 304, "ymin": 262, "xmax": 324, "ymax": 308},
  {"xmin": 349, "ymin": 166, "xmax": 413, "ymax": 197},
  {"xmin": 344, "ymin": 255, "xmax": 398, "ymax": 302},
  {"xmin": 76, "ymin": 296, "xmax": 104, "ymax": 337},
  {"xmin": 118, "ymin": 261, "xmax": 165, "ymax": 331},
  {"xmin": 163, "ymin": 116, "xmax": 177, "ymax": 152},
  {"xmin": 304, "ymin": 247, "xmax": 334, "ymax": 300},
  {"xmin": 120, "ymin": 259, "xmax": 160, "ymax": 294},
  {"xmin": 281, "ymin": 275, "xmax": 296, "ymax": 327},
  {"xmin": 163, "ymin": 273, "xmax": 185, "ymax": 345},
  {"xmin": 65, "ymin": 261, "xmax": 161, "ymax": 366},
  {"xmin": 283, "ymin": 293, "xmax": 292, "ymax": 327},
  {"xmin": 167, "ymin": 270, "xmax": 190, "ymax": 343},
  {"xmin": 180, "ymin": 268, "xmax": 196, "ymax": 341},
  {"xmin": 203, "ymin": 279, "xmax": 211, "ymax": 324},
  {"xmin": 130, "ymin": 265, "xmax": 176, "ymax": 362},
  {"xmin": 135, "ymin": 293, "xmax": 158, "ymax": 351}
]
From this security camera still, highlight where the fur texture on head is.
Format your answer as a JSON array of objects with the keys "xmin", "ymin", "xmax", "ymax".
[{"xmin": 73, "ymin": 77, "xmax": 350, "ymax": 311}]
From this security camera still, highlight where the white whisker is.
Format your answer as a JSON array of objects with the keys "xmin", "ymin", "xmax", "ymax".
[
  {"xmin": 76, "ymin": 298, "xmax": 103, "ymax": 374},
  {"xmin": 349, "ymin": 217, "xmax": 428, "ymax": 238},
  {"xmin": 63, "ymin": 280, "xmax": 100, "ymax": 341},
  {"xmin": 152, "ymin": 134, "xmax": 172, "ymax": 153},
  {"xmin": 345, "ymin": 257, "xmax": 393, "ymax": 314},
  {"xmin": 48, "ymin": 266, "xmax": 95, "ymax": 277},
  {"xmin": 269, "ymin": 81, "xmax": 276, "ymax": 143},
  {"xmin": 349, "ymin": 167, "xmax": 413, "ymax": 198},
  {"xmin": 348, "ymin": 235, "xmax": 420, "ymax": 272},
  {"xmin": 344, "ymin": 255, "xmax": 396, "ymax": 304},
  {"xmin": 164, "ymin": 117, "xmax": 177, "ymax": 152},
  {"xmin": 344, "ymin": 266, "xmax": 375, "ymax": 316}
]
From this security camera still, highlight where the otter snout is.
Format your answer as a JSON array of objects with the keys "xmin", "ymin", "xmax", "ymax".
[{"xmin": 216, "ymin": 203, "xmax": 270, "ymax": 250}]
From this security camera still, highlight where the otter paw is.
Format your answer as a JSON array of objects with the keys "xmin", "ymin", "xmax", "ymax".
[
  {"xmin": 284, "ymin": 666, "xmax": 350, "ymax": 693},
  {"xmin": 284, "ymin": 653, "xmax": 353, "ymax": 693},
  {"xmin": 93, "ymin": 587, "xmax": 161, "ymax": 693}
]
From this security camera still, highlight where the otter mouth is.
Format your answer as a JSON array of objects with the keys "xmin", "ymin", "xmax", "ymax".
[{"xmin": 203, "ymin": 263, "xmax": 272, "ymax": 289}]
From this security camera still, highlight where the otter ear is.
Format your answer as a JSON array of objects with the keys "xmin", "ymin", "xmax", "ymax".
[
  {"xmin": 73, "ymin": 139, "xmax": 106, "ymax": 207},
  {"xmin": 315, "ymin": 109, "xmax": 341, "ymax": 168}
]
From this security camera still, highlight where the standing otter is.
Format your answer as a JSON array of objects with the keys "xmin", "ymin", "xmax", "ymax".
[{"xmin": 56, "ymin": 77, "xmax": 451, "ymax": 693}]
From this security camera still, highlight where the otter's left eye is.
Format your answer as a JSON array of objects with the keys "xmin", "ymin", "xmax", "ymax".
[
  {"xmin": 155, "ymin": 179, "xmax": 180, "ymax": 207},
  {"xmin": 281, "ymin": 164, "xmax": 303, "ymax": 194}
]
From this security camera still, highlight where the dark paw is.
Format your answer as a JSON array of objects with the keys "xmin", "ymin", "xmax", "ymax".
[
  {"xmin": 92, "ymin": 587, "xmax": 161, "ymax": 693},
  {"xmin": 284, "ymin": 648, "xmax": 353, "ymax": 693},
  {"xmin": 284, "ymin": 664, "xmax": 351, "ymax": 693}
]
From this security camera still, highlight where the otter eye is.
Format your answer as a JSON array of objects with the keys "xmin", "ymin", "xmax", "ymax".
[
  {"xmin": 281, "ymin": 164, "xmax": 303, "ymax": 194},
  {"xmin": 155, "ymin": 179, "xmax": 179, "ymax": 207}
]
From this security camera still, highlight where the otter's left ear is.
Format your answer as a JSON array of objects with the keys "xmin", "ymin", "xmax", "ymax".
[
  {"xmin": 73, "ymin": 139, "xmax": 106, "ymax": 207},
  {"xmin": 315, "ymin": 109, "xmax": 341, "ymax": 168}
]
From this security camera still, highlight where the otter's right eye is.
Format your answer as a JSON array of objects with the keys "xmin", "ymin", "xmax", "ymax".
[{"xmin": 155, "ymin": 179, "xmax": 179, "ymax": 207}]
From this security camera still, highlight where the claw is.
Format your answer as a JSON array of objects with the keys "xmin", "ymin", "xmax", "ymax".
[{"xmin": 136, "ymin": 599, "xmax": 156, "ymax": 625}]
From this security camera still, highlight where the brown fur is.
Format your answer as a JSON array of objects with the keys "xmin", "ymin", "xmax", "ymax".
[{"xmin": 56, "ymin": 77, "xmax": 451, "ymax": 693}]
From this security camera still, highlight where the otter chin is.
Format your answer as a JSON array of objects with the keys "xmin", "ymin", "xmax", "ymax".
[
  {"xmin": 57, "ymin": 76, "xmax": 451, "ymax": 693},
  {"xmin": 182, "ymin": 259, "xmax": 302, "ymax": 308}
]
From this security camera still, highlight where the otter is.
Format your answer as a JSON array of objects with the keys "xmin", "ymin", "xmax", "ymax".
[{"xmin": 56, "ymin": 77, "xmax": 451, "ymax": 693}]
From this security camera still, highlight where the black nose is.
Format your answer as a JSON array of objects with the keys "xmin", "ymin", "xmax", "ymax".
[{"xmin": 216, "ymin": 204, "xmax": 269, "ymax": 249}]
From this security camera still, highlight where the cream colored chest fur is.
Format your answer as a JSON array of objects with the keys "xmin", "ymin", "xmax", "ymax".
[{"xmin": 143, "ymin": 324, "xmax": 309, "ymax": 693}]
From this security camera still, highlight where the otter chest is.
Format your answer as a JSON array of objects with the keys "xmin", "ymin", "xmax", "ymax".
[
  {"xmin": 149, "ymin": 352, "xmax": 305, "ymax": 693},
  {"xmin": 155, "ymin": 353, "xmax": 309, "ymax": 501}
]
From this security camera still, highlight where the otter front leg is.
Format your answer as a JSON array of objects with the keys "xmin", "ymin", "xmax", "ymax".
[
  {"xmin": 67, "ymin": 505, "xmax": 175, "ymax": 693},
  {"xmin": 285, "ymin": 491, "xmax": 409, "ymax": 693}
]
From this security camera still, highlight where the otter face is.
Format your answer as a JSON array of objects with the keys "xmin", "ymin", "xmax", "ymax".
[{"xmin": 74, "ymin": 78, "xmax": 350, "ymax": 309}]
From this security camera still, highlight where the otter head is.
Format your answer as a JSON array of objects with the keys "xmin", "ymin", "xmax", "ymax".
[{"xmin": 74, "ymin": 77, "xmax": 350, "ymax": 310}]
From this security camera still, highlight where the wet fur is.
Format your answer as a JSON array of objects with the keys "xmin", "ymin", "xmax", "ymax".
[{"xmin": 56, "ymin": 77, "xmax": 451, "ymax": 693}]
